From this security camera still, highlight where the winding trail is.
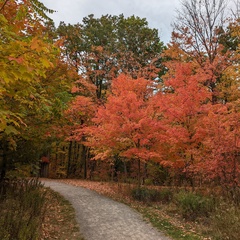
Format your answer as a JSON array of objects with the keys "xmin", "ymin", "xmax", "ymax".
[{"xmin": 42, "ymin": 180, "xmax": 171, "ymax": 240}]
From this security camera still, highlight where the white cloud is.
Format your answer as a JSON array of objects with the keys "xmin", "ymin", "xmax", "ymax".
[{"xmin": 41, "ymin": 0, "xmax": 181, "ymax": 43}]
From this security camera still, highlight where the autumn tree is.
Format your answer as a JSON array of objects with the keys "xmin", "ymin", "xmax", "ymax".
[
  {"xmin": 56, "ymin": 14, "xmax": 165, "ymax": 178},
  {"xmin": 173, "ymin": 0, "xmax": 229, "ymax": 62},
  {"xmin": 195, "ymin": 14, "xmax": 239, "ymax": 195},
  {"xmin": 62, "ymin": 94, "xmax": 97, "ymax": 178},
  {"xmin": 217, "ymin": 15, "xmax": 240, "ymax": 103},
  {"xmin": 85, "ymin": 74, "xmax": 165, "ymax": 186},
  {"xmin": 165, "ymin": 0, "xmax": 238, "ymax": 103},
  {"xmin": 0, "ymin": 0, "xmax": 74, "ymax": 179},
  {"xmin": 153, "ymin": 63, "xmax": 212, "ymax": 187},
  {"xmin": 194, "ymin": 102, "xmax": 240, "ymax": 198},
  {"xmin": 57, "ymin": 14, "xmax": 164, "ymax": 99}
]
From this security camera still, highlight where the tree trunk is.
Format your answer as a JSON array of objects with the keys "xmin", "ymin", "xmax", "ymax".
[
  {"xmin": 0, "ymin": 140, "xmax": 7, "ymax": 181},
  {"xmin": 82, "ymin": 145, "xmax": 88, "ymax": 179},
  {"xmin": 67, "ymin": 141, "xmax": 73, "ymax": 178},
  {"xmin": 123, "ymin": 160, "xmax": 128, "ymax": 183},
  {"xmin": 137, "ymin": 159, "xmax": 141, "ymax": 188},
  {"xmin": 142, "ymin": 162, "xmax": 147, "ymax": 185}
]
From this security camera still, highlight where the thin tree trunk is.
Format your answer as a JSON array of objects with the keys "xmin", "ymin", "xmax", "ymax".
[
  {"xmin": 142, "ymin": 162, "xmax": 147, "ymax": 185},
  {"xmin": 67, "ymin": 141, "xmax": 73, "ymax": 178},
  {"xmin": 123, "ymin": 160, "xmax": 128, "ymax": 183},
  {"xmin": 82, "ymin": 145, "xmax": 88, "ymax": 179},
  {"xmin": 137, "ymin": 159, "xmax": 141, "ymax": 188},
  {"xmin": 0, "ymin": 140, "xmax": 7, "ymax": 181}
]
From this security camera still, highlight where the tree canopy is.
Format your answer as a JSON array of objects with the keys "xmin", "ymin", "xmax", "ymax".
[
  {"xmin": 57, "ymin": 14, "xmax": 164, "ymax": 99},
  {"xmin": 0, "ymin": 0, "xmax": 75, "ymax": 179},
  {"xmin": 0, "ymin": 0, "xmax": 239, "ymax": 197}
]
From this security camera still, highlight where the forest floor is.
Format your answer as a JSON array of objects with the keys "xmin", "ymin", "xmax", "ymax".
[{"xmin": 42, "ymin": 179, "xmax": 210, "ymax": 240}]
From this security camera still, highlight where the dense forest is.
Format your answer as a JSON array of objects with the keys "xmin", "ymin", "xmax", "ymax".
[{"xmin": 0, "ymin": 0, "xmax": 239, "ymax": 201}]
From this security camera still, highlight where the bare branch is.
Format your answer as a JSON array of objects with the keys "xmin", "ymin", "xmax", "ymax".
[{"xmin": 173, "ymin": 0, "xmax": 232, "ymax": 63}]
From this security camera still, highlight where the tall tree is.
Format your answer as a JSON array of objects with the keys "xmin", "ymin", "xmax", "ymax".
[
  {"xmin": 0, "ymin": 0, "xmax": 74, "ymax": 179},
  {"xmin": 85, "ymin": 74, "xmax": 165, "ymax": 186},
  {"xmin": 56, "ymin": 14, "xmax": 164, "ymax": 178},
  {"xmin": 172, "ymin": 0, "xmax": 229, "ymax": 63},
  {"xmin": 57, "ymin": 14, "xmax": 164, "ymax": 99},
  {"xmin": 154, "ymin": 63, "xmax": 212, "ymax": 187},
  {"xmin": 187, "ymin": 97, "xmax": 239, "ymax": 202},
  {"xmin": 166, "ymin": 0, "xmax": 237, "ymax": 103}
]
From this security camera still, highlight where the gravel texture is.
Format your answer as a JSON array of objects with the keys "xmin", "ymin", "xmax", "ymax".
[{"xmin": 42, "ymin": 180, "xmax": 172, "ymax": 240}]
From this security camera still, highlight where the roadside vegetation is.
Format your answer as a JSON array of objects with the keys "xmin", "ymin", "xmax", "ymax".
[
  {"xmin": 0, "ymin": 178, "xmax": 83, "ymax": 240},
  {"xmin": 1, "ymin": 177, "xmax": 239, "ymax": 240},
  {"xmin": 60, "ymin": 179, "xmax": 240, "ymax": 240}
]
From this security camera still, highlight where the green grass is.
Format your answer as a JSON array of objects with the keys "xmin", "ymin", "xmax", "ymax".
[
  {"xmin": 133, "ymin": 189, "xmax": 240, "ymax": 240},
  {"xmin": 136, "ymin": 206, "xmax": 202, "ymax": 240}
]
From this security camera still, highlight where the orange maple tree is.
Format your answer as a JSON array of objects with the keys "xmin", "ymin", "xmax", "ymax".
[
  {"xmin": 153, "ymin": 63, "xmax": 212, "ymax": 186},
  {"xmin": 84, "ymin": 74, "xmax": 165, "ymax": 185},
  {"xmin": 194, "ymin": 101, "xmax": 240, "ymax": 192}
]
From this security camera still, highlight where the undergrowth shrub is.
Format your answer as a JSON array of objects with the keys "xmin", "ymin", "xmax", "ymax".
[
  {"xmin": 131, "ymin": 187, "xmax": 160, "ymax": 202},
  {"xmin": 211, "ymin": 202, "xmax": 240, "ymax": 240},
  {"xmin": 174, "ymin": 191, "xmax": 215, "ymax": 221},
  {"xmin": 158, "ymin": 188, "xmax": 173, "ymax": 203},
  {"xmin": 131, "ymin": 187, "xmax": 173, "ymax": 203},
  {"xmin": 0, "ymin": 178, "xmax": 46, "ymax": 240}
]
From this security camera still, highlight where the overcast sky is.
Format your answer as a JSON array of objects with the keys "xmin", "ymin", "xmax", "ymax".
[{"xmin": 41, "ymin": 0, "xmax": 181, "ymax": 43}]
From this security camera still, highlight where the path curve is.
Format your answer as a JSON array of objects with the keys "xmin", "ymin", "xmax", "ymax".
[{"xmin": 42, "ymin": 180, "xmax": 171, "ymax": 240}]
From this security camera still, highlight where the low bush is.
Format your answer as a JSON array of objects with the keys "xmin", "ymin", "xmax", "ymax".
[
  {"xmin": 131, "ymin": 187, "xmax": 160, "ymax": 202},
  {"xmin": 0, "ymin": 178, "xmax": 46, "ymax": 240},
  {"xmin": 158, "ymin": 188, "xmax": 173, "ymax": 203},
  {"xmin": 174, "ymin": 191, "xmax": 215, "ymax": 221}
]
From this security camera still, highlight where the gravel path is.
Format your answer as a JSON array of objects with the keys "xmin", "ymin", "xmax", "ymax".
[{"xmin": 42, "ymin": 180, "xmax": 171, "ymax": 240}]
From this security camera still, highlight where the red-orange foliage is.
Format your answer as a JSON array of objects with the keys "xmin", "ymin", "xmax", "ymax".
[
  {"xmin": 66, "ymin": 95, "xmax": 97, "ymax": 141},
  {"xmin": 85, "ymin": 74, "xmax": 165, "ymax": 162},
  {"xmin": 153, "ymin": 63, "xmax": 212, "ymax": 181},
  {"xmin": 195, "ymin": 102, "xmax": 240, "ymax": 187},
  {"xmin": 65, "ymin": 44, "xmax": 239, "ymax": 190},
  {"xmin": 156, "ymin": 62, "xmax": 239, "ymax": 188}
]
